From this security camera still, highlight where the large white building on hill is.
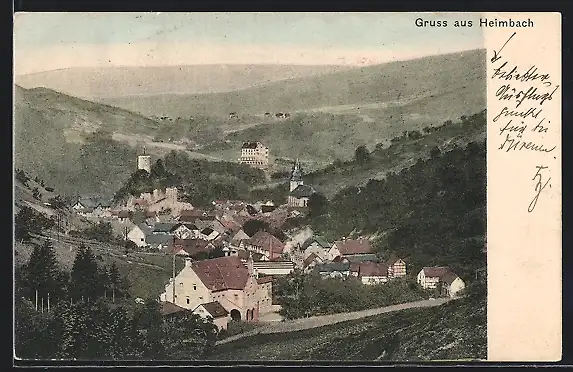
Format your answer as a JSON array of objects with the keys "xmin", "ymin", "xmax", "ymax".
[{"xmin": 240, "ymin": 142, "xmax": 269, "ymax": 169}]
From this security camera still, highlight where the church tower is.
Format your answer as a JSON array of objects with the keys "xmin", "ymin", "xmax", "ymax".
[
  {"xmin": 289, "ymin": 159, "xmax": 303, "ymax": 192},
  {"xmin": 137, "ymin": 147, "xmax": 151, "ymax": 173}
]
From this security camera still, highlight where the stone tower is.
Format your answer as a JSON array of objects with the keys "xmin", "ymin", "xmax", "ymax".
[
  {"xmin": 289, "ymin": 159, "xmax": 303, "ymax": 192},
  {"xmin": 137, "ymin": 147, "xmax": 151, "ymax": 173}
]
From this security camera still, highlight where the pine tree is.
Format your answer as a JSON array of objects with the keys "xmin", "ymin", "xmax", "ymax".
[
  {"xmin": 25, "ymin": 240, "xmax": 61, "ymax": 305},
  {"xmin": 70, "ymin": 245, "xmax": 103, "ymax": 301}
]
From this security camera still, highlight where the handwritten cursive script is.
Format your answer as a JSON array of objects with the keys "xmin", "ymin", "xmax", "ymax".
[
  {"xmin": 528, "ymin": 165, "xmax": 551, "ymax": 212},
  {"xmin": 490, "ymin": 32, "xmax": 559, "ymax": 212}
]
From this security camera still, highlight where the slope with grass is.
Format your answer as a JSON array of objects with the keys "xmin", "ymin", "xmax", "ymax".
[
  {"xmin": 14, "ymin": 85, "xmax": 163, "ymax": 197},
  {"xmin": 100, "ymin": 49, "xmax": 485, "ymax": 119},
  {"xmin": 210, "ymin": 293, "xmax": 486, "ymax": 361}
]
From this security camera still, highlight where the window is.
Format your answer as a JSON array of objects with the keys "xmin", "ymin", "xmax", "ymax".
[
  {"xmin": 193, "ymin": 284, "xmax": 197, "ymax": 290},
  {"xmin": 141, "ymin": 238, "xmax": 144, "ymax": 242},
  {"xmin": 186, "ymin": 298, "xmax": 190, "ymax": 304},
  {"xmin": 179, "ymin": 282, "xmax": 183, "ymax": 286}
]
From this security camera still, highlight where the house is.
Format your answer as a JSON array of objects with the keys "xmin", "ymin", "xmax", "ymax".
[
  {"xmin": 127, "ymin": 223, "xmax": 153, "ymax": 247},
  {"xmin": 177, "ymin": 211, "xmax": 205, "ymax": 223},
  {"xmin": 301, "ymin": 235, "xmax": 331, "ymax": 261},
  {"xmin": 160, "ymin": 301, "xmax": 191, "ymax": 321},
  {"xmin": 251, "ymin": 260, "xmax": 294, "ymax": 276},
  {"xmin": 229, "ymin": 229, "xmax": 250, "ymax": 248},
  {"xmin": 152, "ymin": 222, "xmax": 178, "ymax": 235},
  {"xmin": 167, "ymin": 239, "xmax": 214, "ymax": 257},
  {"xmin": 386, "ymin": 257, "xmax": 407, "ymax": 279},
  {"xmin": 192, "ymin": 301, "xmax": 230, "ymax": 330},
  {"xmin": 159, "ymin": 255, "xmax": 273, "ymax": 322},
  {"xmin": 198, "ymin": 227, "xmax": 220, "ymax": 241},
  {"xmin": 353, "ymin": 261, "xmax": 389, "ymax": 285},
  {"xmin": 239, "ymin": 142, "xmax": 269, "ymax": 169},
  {"xmin": 417, "ymin": 267, "xmax": 464, "ymax": 294},
  {"xmin": 146, "ymin": 234, "xmax": 174, "ymax": 251},
  {"xmin": 328, "ymin": 239, "xmax": 373, "ymax": 261},
  {"xmin": 340, "ymin": 253, "xmax": 379, "ymax": 264},
  {"xmin": 439, "ymin": 271, "xmax": 466, "ymax": 298},
  {"xmin": 302, "ymin": 253, "xmax": 323, "ymax": 273},
  {"xmin": 170, "ymin": 223, "xmax": 199, "ymax": 239},
  {"xmin": 287, "ymin": 160, "xmax": 315, "ymax": 208},
  {"xmin": 240, "ymin": 231, "xmax": 285, "ymax": 261},
  {"xmin": 314, "ymin": 262, "xmax": 351, "ymax": 278},
  {"xmin": 223, "ymin": 246, "xmax": 265, "ymax": 262},
  {"xmin": 261, "ymin": 201, "xmax": 278, "ymax": 214}
]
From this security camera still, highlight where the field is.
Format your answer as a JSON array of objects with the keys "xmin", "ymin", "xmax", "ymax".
[{"xmin": 209, "ymin": 295, "xmax": 486, "ymax": 361}]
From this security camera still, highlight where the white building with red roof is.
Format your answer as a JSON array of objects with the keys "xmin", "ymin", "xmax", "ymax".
[
  {"xmin": 327, "ymin": 238, "xmax": 373, "ymax": 261},
  {"xmin": 239, "ymin": 230, "xmax": 285, "ymax": 261},
  {"xmin": 417, "ymin": 267, "xmax": 465, "ymax": 297},
  {"xmin": 159, "ymin": 255, "xmax": 273, "ymax": 322}
]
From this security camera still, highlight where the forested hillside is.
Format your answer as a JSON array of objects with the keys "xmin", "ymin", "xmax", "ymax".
[{"xmin": 113, "ymin": 151, "xmax": 266, "ymax": 207}]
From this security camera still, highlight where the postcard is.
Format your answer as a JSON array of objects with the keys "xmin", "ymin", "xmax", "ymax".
[{"xmin": 13, "ymin": 12, "xmax": 561, "ymax": 363}]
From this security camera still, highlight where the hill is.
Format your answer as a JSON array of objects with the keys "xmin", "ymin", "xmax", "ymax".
[
  {"xmin": 15, "ymin": 64, "xmax": 349, "ymax": 100},
  {"xmin": 13, "ymin": 85, "xmax": 165, "ymax": 197},
  {"xmin": 99, "ymin": 49, "xmax": 485, "ymax": 119},
  {"xmin": 210, "ymin": 294, "xmax": 486, "ymax": 361}
]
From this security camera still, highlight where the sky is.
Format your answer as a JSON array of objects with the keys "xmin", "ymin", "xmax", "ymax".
[{"xmin": 14, "ymin": 12, "xmax": 485, "ymax": 75}]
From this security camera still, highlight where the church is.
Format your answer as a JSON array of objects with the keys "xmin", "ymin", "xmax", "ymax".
[{"xmin": 287, "ymin": 159, "xmax": 316, "ymax": 208}]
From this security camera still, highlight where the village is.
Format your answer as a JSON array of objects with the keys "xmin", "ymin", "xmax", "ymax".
[{"xmin": 68, "ymin": 142, "xmax": 467, "ymax": 332}]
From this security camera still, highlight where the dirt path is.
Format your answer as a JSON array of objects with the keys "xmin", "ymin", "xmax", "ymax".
[{"xmin": 216, "ymin": 298, "xmax": 452, "ymax": 345}]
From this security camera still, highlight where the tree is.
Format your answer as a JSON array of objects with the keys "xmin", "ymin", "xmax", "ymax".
[
  {"xmin": 48, "ymin": 195, "xmax": 66, "ymax": 210},
  {"xmin": 70, "ymin": 245, "xmax": 103, "ymax": 301},
  {"xmin": 308, "ymin": 192, "xmax": 328, "ymax": 218},
  {"xmin": 354, "ymin": 145, "xmax": 371, "ymax": 165},
  {"xmin": 131, "ymin": 300, "xmax": 167, "ymax": 358},
  {"xmin": 15, "ymin": 206, "xmax": 55, "ymax": 242},
  {"xmin": 15, "ymin": 169, "xmax": 29, "ymax": 185},
  {"xmin": 242, "ymin": 219, "xmax": 272, "ymax": 237},
  {"xmin": 163, "ymin": 312, "xmax": 219, "ymax": 359},
  {"xmin": 24, "ymin": 239, "xmax": 63, "ymax": 304}
]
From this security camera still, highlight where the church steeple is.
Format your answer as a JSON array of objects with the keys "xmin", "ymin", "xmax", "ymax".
[{"xmin": 289, "ymin": 159, "xmax": 303, "ymax": 192}]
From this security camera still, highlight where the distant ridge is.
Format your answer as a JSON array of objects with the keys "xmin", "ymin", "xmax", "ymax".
[
  {"xmin": 15, "ymin": 64, "xmax": 351, "ymax": 99},
  {"xmin": 98, "ymin": 49, "xmax": 486, "ymax": 118}
]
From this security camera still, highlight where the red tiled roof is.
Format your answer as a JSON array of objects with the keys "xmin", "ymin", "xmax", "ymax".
[
  {"xmin": 168, "ymin": 239, "xmax": 212, "ymax": 256},
  {"xmin": 160, "ymin": 301, "xmax": 189, "ymax": 316},
  {"xmin": 248, "ymin": 231, "xmax": 285, "ymax": 256},
  {"xmin": 439, "ymin": 271, "xmax": 460, "ymax": 285},
  {"xmin": 145, "ymin": 210, "xmax": 157, "ymax": 217},
  {"xmin": 199, "ymin": 301, "xmax": 229, "ymax": 318},
  {"xmin": 334, "ymin": 239, "xmax": 372, "ymax": 255},
  {"xmin": 422, "ymin": 266, "xmax": 451, "ymax": 278},
  {"xmin": 358, "ymin": 262, "xmax": 388, "ymax": 278},
  {"xmin": 191, "ymin": 256, "xmax": 250, "ymax": 291},
  {"xmin": 178, "ymin": 215, "xmax": 199, "ymax": 223},
  {"xmin": 386, "ymin": 255, "xmax": 404, "ymax": 266},
  {"xmin": 256, "ymin": 276, "xmax": 273, "ymax": 284},
  {"xmin": 303, "ymin": 253, "xmax": 320, "ymax": 268}
]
